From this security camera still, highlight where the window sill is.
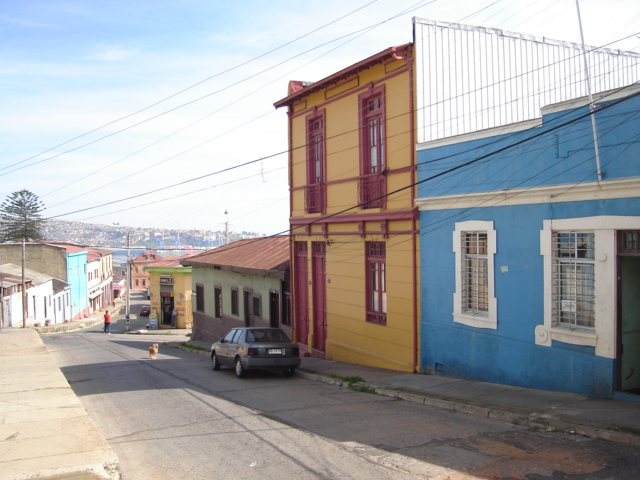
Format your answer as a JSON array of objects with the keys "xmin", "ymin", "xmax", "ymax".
[
  {"xmin": 549, "ymin": 326, "xmax": 596, "ymax": 347},
  {"xmin": 453, "ymin": 312, "xmax": 497, "ymax": 330}
]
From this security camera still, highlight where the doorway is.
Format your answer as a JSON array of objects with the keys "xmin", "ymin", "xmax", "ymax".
[
  {"xmin": 243, "ymin": 289, "xmax": 252, "ymax": 327},
  {"xmin": 312, "ymin": 242, "xmax": 327, "ymax": 352},
  {"xmin": 617, "ymin": 231, "xmax": 640, "ymax": 394}
]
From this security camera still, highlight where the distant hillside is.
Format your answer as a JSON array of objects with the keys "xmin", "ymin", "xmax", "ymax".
[{"xmin": 43, "ymin": 219, "xmax": 263, "ymax": 250}]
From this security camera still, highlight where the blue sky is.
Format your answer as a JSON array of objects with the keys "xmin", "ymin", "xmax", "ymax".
[{"xmin": 1, "ymin": 0, "xmax": 638, "ymax": 236}]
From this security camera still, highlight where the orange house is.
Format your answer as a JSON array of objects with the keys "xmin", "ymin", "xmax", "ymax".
[
  {"xmin": 131, "ymin": 252, "xmax": 161, "ymax": 291},
  {"xmin": 274, "ymin": 45, "xmax": 420, "ymax": 372}
]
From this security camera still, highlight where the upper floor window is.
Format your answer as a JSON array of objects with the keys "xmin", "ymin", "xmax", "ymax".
[
  {"xmin": 306, "ymin": 110, "xmax": 326, "ymax": 214},
  {"xmin": 307, "ymin": 112, "xmax": 325, "ymax": 184},
  {"xmin": 359, "ymin": 87, "xmax": 386, "ymax": 209},
  {"xmin": 361, "ymin": 90, "xmax": 385, "ymax": 175}
]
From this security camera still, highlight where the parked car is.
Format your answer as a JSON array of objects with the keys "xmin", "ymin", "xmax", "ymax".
[
  {"xmin": 211, "ymin": 327, "xmax": 301, "ymax": 378},
  {"xmin": 139, "ymin": 305, "xmax": 150, "ymax": 316}
]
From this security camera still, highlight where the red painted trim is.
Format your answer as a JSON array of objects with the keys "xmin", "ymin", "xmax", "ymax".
[
  {"xmin": 286, "ymin": 66, "xmax": 410, "ymax": 123},
  {"xmin": 290, "ymin": 207, "xmax": 418, "ymax": 225},
  {"xmin": 274, "ymin": 44, "xmax": 412, "ymax": 108}
]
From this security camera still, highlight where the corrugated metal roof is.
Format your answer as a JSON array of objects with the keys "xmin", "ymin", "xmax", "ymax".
[
  {"xmin": 147, "ymin": 254, "xmax": 196, "ymax": 268},
  {"xmin": 182, "ymin": 236, "xmax": 289, "ymax": 273}
]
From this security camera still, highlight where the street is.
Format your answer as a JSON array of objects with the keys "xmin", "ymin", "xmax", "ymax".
[{"xmin": 43, "ymin": 323, "xmax": 640, "ymax": 480}]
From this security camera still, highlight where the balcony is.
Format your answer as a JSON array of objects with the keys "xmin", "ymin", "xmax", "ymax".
[
  {"xmin": 305, "ymin": 183, "xmax": 326, "ymax": 214},
  {"xmin": 359, "ymin": 174, "xmax": 386, "ymax": 209}
]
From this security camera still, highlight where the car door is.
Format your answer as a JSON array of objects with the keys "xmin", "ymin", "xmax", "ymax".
[
  {"xmin": 218, "ymin": 329, "xmax": 237, "ymax": 366},
  {"xmin": 228, "ymin": 329, "xmax": 244, "ymax": 363}
]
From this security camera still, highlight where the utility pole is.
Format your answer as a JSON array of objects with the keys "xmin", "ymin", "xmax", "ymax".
[
  {"xmin": 0, "ymin": 253, "xmax": 4, "ymax": 332},
  {"xmin": 225, "ymin": 210, "xmax": 229, "ymax": 245},
  {"xmin": 126, "ymin": 232, "xmax": 131, "ymax": 324},
  {"xmin": 575, "ymin": 0, "xmax": 602, "ymax": 182},
  {"xmin": 21, "ymin": 238, "xmax": 26, "ymax": 328}
]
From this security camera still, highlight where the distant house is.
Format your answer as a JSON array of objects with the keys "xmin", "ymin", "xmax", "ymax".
[
  {"xmin": 0, "ymin": 263, "xmax": 70, "ymax": 327},
  {"xmin": 146, "ymin": 255, "xmax": 194, "ymax": 329},
  {"xmin": 181, "ymin": 236, "xmax": 290, "ymax": 342},
  {"xmin": 0, "ymin": 243, "xmax": 89, "ymax": 320},
  {"xmin": 86, "ymin": 249, "xmax": 114, "ymax": 312},
  {"xmin": 131, "ymin": 252, "xmax": 162, "ymax": 291}
]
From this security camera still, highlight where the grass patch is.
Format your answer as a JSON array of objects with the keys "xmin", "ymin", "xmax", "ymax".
[
  {"xmin": 350, "ymin": 384, "xmax": 377, "ymax": 394},
  {"xmin": 178, "ymin": 342, "xmax": 205, "ymax": 351},
  {"xmin": 329, "ymin": 374, "xmax": 366, "ymax": 385}
]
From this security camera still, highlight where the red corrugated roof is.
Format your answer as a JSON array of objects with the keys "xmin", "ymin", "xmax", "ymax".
[
  {"xmin": 147, "ymin": 254, "xmax": 196, "ymax": 268},
  {"xmin": 183, "ymin": 236, "xmax": 289, "ymax": 272}
]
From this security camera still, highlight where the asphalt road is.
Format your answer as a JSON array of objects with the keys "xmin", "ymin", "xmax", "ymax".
[{"xmin": 43, "ymin": 326, "xmax": 640, "ymax": 479}]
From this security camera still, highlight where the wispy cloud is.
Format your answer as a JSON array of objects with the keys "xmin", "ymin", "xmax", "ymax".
[
  {"xmin": 89, "ymin": 45, "xmax": 138, "ymax": 61},
  {"xmin": 0, "ymin": 13, "xmax": 55, "ymax": 29}
]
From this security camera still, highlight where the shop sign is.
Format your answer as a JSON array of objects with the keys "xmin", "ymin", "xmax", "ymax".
[{"xmin": 160, "ymin": 275, "xmax": 174, "ymax": 285}]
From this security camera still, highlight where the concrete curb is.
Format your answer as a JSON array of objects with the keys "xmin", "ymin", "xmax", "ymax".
[
  {"xmin": 167, "ymin": 342, "xmax": 640, "ymax": 447},
  {"xmin": 294, "ymin": 371, "xmax": 640, "ymax": 447}
]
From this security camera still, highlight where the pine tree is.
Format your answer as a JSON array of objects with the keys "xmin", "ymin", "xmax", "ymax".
[{"xmin": 0, "ymin": 190, "xmax": 45, "ymax": 243}]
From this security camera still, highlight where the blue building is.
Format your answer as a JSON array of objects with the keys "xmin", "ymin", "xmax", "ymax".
[{"xmin": 416, "ymin": 84, "xmax": 640, "ymax": 398}]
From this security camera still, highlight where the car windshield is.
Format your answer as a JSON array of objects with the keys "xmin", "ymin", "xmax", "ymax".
[{"xmin": 245, "ymin": 329, "xmax": 290, "ymax": 343}]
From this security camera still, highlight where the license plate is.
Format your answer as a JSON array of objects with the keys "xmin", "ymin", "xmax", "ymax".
[{"xmin": 268, "ymin": 348, "xmax": 283, "ymax": 355}]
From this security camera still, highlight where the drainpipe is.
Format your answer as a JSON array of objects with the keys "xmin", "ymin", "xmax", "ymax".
[{"xmin": 576, "ymin": 0, "xmax": 603, "ymax": 182}]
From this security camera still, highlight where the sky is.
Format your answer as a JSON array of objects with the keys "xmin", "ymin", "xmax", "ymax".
[{"xmin": 1, "ymin": 0, "xmax": 638, "ymax": 236}]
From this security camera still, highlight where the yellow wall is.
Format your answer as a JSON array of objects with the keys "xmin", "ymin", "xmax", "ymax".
[
  {"xmin": 286, "ymin": 48, "xmax": 420, "ymax": 372},
  {"xmin": 147, "ymin": 269, "xmax": 193, "ymax": 329}
]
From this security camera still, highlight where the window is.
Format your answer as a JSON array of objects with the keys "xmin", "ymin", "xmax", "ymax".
[
  {"xmin": 359, "ymin": 88, "xmax": 386, "ymax": 209},
  {"xmin": 552, "ymin": 232, "xmax": 595, "ymax": 329},
  {"xmin": 214, "ymin": 287, "xmax": 222, "ymax": 319},
  {"xmin": 462, "ymin": 232, "xmax": 489, "ymax": 313},
  {"xmin": 366, "ymin": 242, "xmax": 386, "ymax": 325},
  {"xmin": 453, "ymin": 221, "xmax": 497, "ymax": 329},
  {"xmin": 231, "ymin": 288, "xmax": 239, "ymax": 316},
  {"xmin": 305, "ymin": 110, "xmax": 326, "ymax": 214},
  {"xmin": 252, "ymin": 295, "xmax": 262, "ymax": 319},
  {"xmin": 196, "ymin": 284, "xmax": 204, "ymax": 312},
  {"xmin": 223, "ymin": 329, "xmax": 237, "ymax": 342}
]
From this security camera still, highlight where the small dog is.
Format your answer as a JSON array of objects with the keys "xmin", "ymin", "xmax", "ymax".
[{"xmin": 148, "ymin": 343, "xmax": 159, "ymax": 359}]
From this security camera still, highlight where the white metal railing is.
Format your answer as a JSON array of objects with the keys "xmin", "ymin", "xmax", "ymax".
[{"xmin": 414, "ymin": 18, "xmax": 640, "ymax": 143}]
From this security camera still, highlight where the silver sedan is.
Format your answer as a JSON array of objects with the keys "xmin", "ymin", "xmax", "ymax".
[{"xmin": 211, "ymin": 327, "xmax": 301, "ymax": 378}]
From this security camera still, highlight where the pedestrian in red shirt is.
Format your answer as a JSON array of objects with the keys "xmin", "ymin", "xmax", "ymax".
[{"xmin": 104, "ymin": 310, "xmax": 111, "ymax": 334}]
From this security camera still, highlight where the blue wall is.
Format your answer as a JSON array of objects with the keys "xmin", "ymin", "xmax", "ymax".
[
  {"xmin": 417, "ymin": 94, "xmax": 640, "ymax": 397},
  {"xmin": 418, "ymin": 95, "xmax": 640, "ymax": 198},
  {"xmin": 67, "ymin": 251, "xmax": 88, "ymax": 319}
]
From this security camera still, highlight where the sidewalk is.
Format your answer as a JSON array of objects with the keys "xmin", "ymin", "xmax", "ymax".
[
  {"xmin": 170, "ymin": 337, "xmax": 640, "ymax": 448},
  {"xmin": 0, "ymin": 327, "xmax": 119, "ymax": 480}
]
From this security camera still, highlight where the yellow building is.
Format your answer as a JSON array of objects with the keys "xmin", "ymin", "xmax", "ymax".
[
  {"xmin": 274, "ymin": 44, "xmax": 419, "ymax": 372},
  {"xmin": 146, "ymin": 256, "xmax": 193, "ymax": 329}
]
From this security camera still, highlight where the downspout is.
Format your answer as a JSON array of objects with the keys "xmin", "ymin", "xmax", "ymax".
[
  {"xmin": 576, "ymin": 0, "xmax": 603, "ymax": 182},
  {"xmin": 407, "ymin": 46, "xmax": 419, "ymax": 373}
]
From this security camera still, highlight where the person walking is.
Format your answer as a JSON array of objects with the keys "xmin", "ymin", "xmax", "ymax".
[{"xmin": 104, "ymin": 310, "xmax": 111, "ymax": 334}]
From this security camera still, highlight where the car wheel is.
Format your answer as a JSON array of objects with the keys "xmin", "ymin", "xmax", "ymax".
[
  {"xmin": 211, "ymin": 353, "xmax": 220, "ymax": 371},
  {"xmin": 235, "ymin": 357, "xmax": 246, "ymax": 378},
  {"xmin": 282, "ymin": 367, "xmax": 296, "ymax": 377}
]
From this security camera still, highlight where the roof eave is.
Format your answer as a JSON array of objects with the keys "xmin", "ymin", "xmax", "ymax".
[{"xmin": 274, "ymin": 44, "xmax": 412, "ymax": 108}]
